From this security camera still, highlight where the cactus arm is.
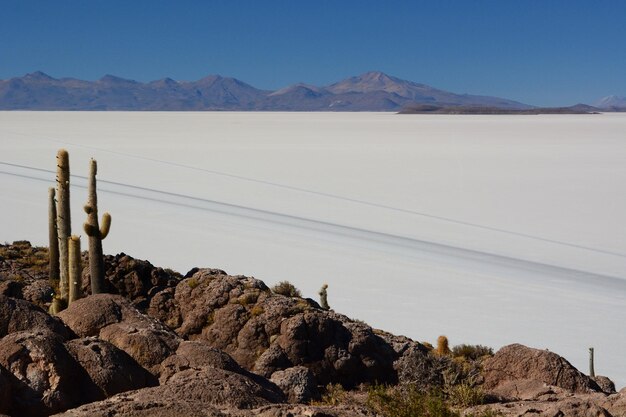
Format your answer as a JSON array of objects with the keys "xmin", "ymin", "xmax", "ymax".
[
  {"xmin": 100, "ymin": 213, "xmax": 111, "ymax": 239},
  {"xmin": 84, "ymin": 158, "xmax": 110, "ymax": 294}
]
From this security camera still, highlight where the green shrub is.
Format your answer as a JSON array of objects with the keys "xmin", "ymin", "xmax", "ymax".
[
  {"xmin": 367, "ymin": 384, "xmax": 459, "ymax": 417},
  {"xmin": 319, "ymin": 383, "xmax": 346, "ymax": 406},
  {"xmin": 452, "ymin": 344, "xmax": 494, "ymax": 361},
  {"xmin": 271, "ymin": 281, "xmax": 302, "ymax": 298},
  {"xmin": 448, "ymin": 381, "xmax": 484, "ymax": 407}
]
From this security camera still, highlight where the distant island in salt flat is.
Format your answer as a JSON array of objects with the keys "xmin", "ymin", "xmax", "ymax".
[{"xmin": 2, "ymin": 70, "xmax": 623, "ymax": 113}]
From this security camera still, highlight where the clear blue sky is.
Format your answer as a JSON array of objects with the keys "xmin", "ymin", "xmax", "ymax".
[{"xmin": 1, "ymin": 0, "xmax": 625, "ymax": 106}]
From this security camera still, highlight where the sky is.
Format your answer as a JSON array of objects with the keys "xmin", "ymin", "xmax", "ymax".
[{"xmin": 1, "ymin": 0, "xmax": 625, "ymax": 107}]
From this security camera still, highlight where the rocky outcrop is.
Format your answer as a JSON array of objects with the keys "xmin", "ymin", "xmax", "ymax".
[
  {"xmin": 0, "ymin": 330, "xmax": 94, "ymax": 416},
  {"xmin": 0, "ymin": 295, "xmax": 70, "ymax": 339},
  {"xmin": 482, "ymin": 344, "xmax": 601, "ymax": 395},
  {"xmin": 58, "ymin": 294, "xmax": 181, "ymax": 376},
  {"xmin": 149, "ymin": 269, "xmax": 399, "ymax": 388},
  {"xmin": 74, "ymin": 253, "xmax": 181, "ymax": 310},
  {"xmin": 270, "ymin": 366, "xmax": 319, "ymax": 404},
  {"xmin": 52, "ymin": 367, "xmax": 285, "ymax": 417},
  {"xmin": 65, "ymin": 338, "xmax": 155, "ymax": 398}
]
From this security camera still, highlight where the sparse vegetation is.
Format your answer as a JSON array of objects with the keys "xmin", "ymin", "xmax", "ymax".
[
  {"xmin": 367, "ymin": 384, "xmax": 459, "ymax": 417},
  {"xmin": 271, "ymin": 280, "xmax": 302, "ymax": 297},
  {"xmin": 452, "ymin": 344, "xmax": 494, "ymax": 361},
  {"xmin": 319, "ymin": 383, "xmax": 346, "ymax": 406}
]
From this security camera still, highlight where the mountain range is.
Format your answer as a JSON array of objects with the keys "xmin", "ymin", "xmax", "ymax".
[
  {"xmin": 1, "ymin": 71, "xmax": 623, "ymax": 112},
  {"xmin": 0, "ymin": 71, "xmax": 532, "ymax": 111}
]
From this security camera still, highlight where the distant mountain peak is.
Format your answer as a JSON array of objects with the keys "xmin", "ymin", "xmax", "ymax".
[
  {"xmin": 23, "ymin": 71, "xmax": 55, "ymax": 81},
  {"xmin": 0, "ymin": 71, "xmax": 530, "ymax": 111},
  {"xmin": 595, "ymin": 95, "xmax": 626, "ymax": 109},
  {"xmin": 98, "ymin": 74, "xmax": 138, "ymax": 84}
]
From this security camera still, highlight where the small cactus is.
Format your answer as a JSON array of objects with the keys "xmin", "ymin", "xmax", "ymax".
[
  {"xmin": 68, "ymin": 235, "xmax": 82, "ymax": 303},
  {"xmin": 56, "ymin": 149, "xmax": 71, "ymax": 303},
  {"xmin": 436, "ymin": 335, "xmax": 451, "ymax": 356},
  {"xmin": 83, "ymin": 159, "xmax": 111, "ymax": 294},
  {"xmin": 318, "ymin": 283, "xmax": 330, "ymax": 310},
  {"xmin": 48, "ymin": 187, "xmax": 60, "ymax": 291}
]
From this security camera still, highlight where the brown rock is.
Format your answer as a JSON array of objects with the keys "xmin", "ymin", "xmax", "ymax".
[
  {"xmin": 65, "ymin": 338, "xmax": 155, "ymax": 398},
  {"xmin": 98, "ymin": 321, "xmax": 179, "ymax": 376},
  {"xmin": 81, "ymin": 254, "xmax": 181, "ymax": 307},
  {"xmin": 593, "ymin": 376, "xmax": 617, "ymax": 394},
  {"xmin": 57, "ymin": 294, "xmax": 124, "ymax": 337},
  {"xmin": 22, "ymin": 279, "xmax": 55, "ymax": 307},
  {"xmin": 159, "ymin": 341, "xmax": 242, "ymax": 383},
  {"xmin": 167, "ymin": 270, "xmax": 398, "ymax": 389},
  {"xmin": 52, "ymin": 367, "xmax": 284, "ymax": 416},
  {"xmin": 0, "ymin": 365, "xmax": 11, "ymax": 415},
  {"xmin": 482, "ymin": 344, "xmax": 601, "ymax": 394},
  {"xmin": 270, "ymin": 366, "xmax": 319, "ymax": 404},
  {"xmin": 0, "ymin": 295, "xmax": 70, "ymax": 339},
  {"xmin": 0, "ymin": 330, "xmax": 96, "ymax": 416},
  {"xmin": 59, "ymin": 294, "xmax": 181, "ymax": 376}
]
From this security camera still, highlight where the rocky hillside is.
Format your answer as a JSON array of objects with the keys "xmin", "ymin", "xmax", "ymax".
[{"xmin": 0, "ymin": 241, "xmax": 624, "ymax": 417}]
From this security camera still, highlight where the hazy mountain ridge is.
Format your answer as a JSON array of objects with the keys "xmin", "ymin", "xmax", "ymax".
[
  {"xmin": 1, "ymin": 70, "xmax": 531, "ymax": 111},
  {"xmin": 594, "ymin": 95, "xmax": 626, "ymax": 110}
]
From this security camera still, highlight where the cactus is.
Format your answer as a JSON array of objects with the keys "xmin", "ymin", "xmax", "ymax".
[
  {"xmin": 436, "ymin": 335, "xmax": 451, "ymax": 356},
  {"xmin": 48, "ymin": 296, "xmax": 66, "ymax": 315},
  {"xmin": 589, "ymin": 347, "xmax": 595, "ymax": 377},
  {"xmin": 83, "ymin": 158, "xmax": 111, "ymax": 294},
  {"xmin": 48, "ymin": 187, "xmax": 60, "ymax": 291},
  {"xmin": 318, "ymin": 283, "xmax": 330, "ymax": 310},
  {"xmin": 56, "ymin": 149, "xmax": 71, "ymax": 303},
  {"xmin": 68, "ymin": 235, "xmax": 82, "ymax": 303}
]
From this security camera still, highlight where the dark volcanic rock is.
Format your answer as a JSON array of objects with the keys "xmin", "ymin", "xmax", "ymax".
[
  {"xmin": 53, "ymin": 367, "xmax": 284, "ymax": 416},
  {"xmin": 0, "ymin": 295, "xmax": 70, "ymax": 339},
  {"xmin": 593, "ymin": 376, "xmax": 617, "ymax": 394},
  {"xmin": 83, "ymin": 253, "xmax": 182, "ymax": 309},
  {"xmin": 162, "ymin": 269, "xmax": 398, "ymax": 388},
  {"xmin": 482, "ymin": 344, "xmax": 601, "ymax": 394},
  {"xmin": 270, "ymin": 366, "xmax": 319, "ymax": 404},
  {"xmin": 159, "ymin": 341, "xmax": 242, "ymax": 383},
  {"xmin": 59, "ymin": 294, "xmax": 181, "ymax": 376},
  {"xmin": 0, "ymin": 365, "xmax": 11, "ymax": 414},
  {"xmin": 0, "ymin": 330, "xmax": 95, "ymax": 416},
  {"xmin": 65, "ymin": 338, "xmax": 155, "ymax": 398}
]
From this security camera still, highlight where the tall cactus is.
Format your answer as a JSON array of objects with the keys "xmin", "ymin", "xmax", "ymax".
[
  {"xmin": 48, "ymin": 187, "xmax": 60, "ymax": 290},
  {"xmin": 83, "ymin": 158, "xmax": 111, "ymax": 294},
  {"xmin": 56, "ymin": 149, "xmax": 71, "ymax": 303},
  {"xmin": 68, "ymin": 235, "xmax": 82, "ymax": 303}
]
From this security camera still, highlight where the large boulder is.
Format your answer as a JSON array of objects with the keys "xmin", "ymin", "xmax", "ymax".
[
  {"xmin": 0, "ymin": 330, "xmax": 95, "ymax": 416},
  {"xmin": 65, "ymin": 338, "xmax": 155, "ymax": 398},
  {"xmin": 270, "ymin": 366, "xmax": 319, "ymax": 404},
  {"xmin": 482, "ymin": 344, "xmax": 601, "ymax": 394},
  {"xmin": 52, "ymin": 367, "xmax": 285, "ymax": 416},
  {"xmin": 59, "ymin": 294, "xmax": 181, "ymax": 376},
  {"xmin": 0, "ymin": 295, "xmax": 70, "ymax": 339}
]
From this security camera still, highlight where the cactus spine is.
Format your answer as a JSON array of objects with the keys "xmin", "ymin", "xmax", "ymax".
[
  {"xmin": 68, "ymin": 235, "xmax": 82, "ymax": 303},
  {"xmin": 83, "ymin": 158, "xmax": 111, "ymax": 294},
  {"xmin": 56, "ymin": 149, "xmax": 71, "ymax": 303},
  {"xmin": 48, "ymin": 187, "xmax": 60, "ymax": 290}
]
